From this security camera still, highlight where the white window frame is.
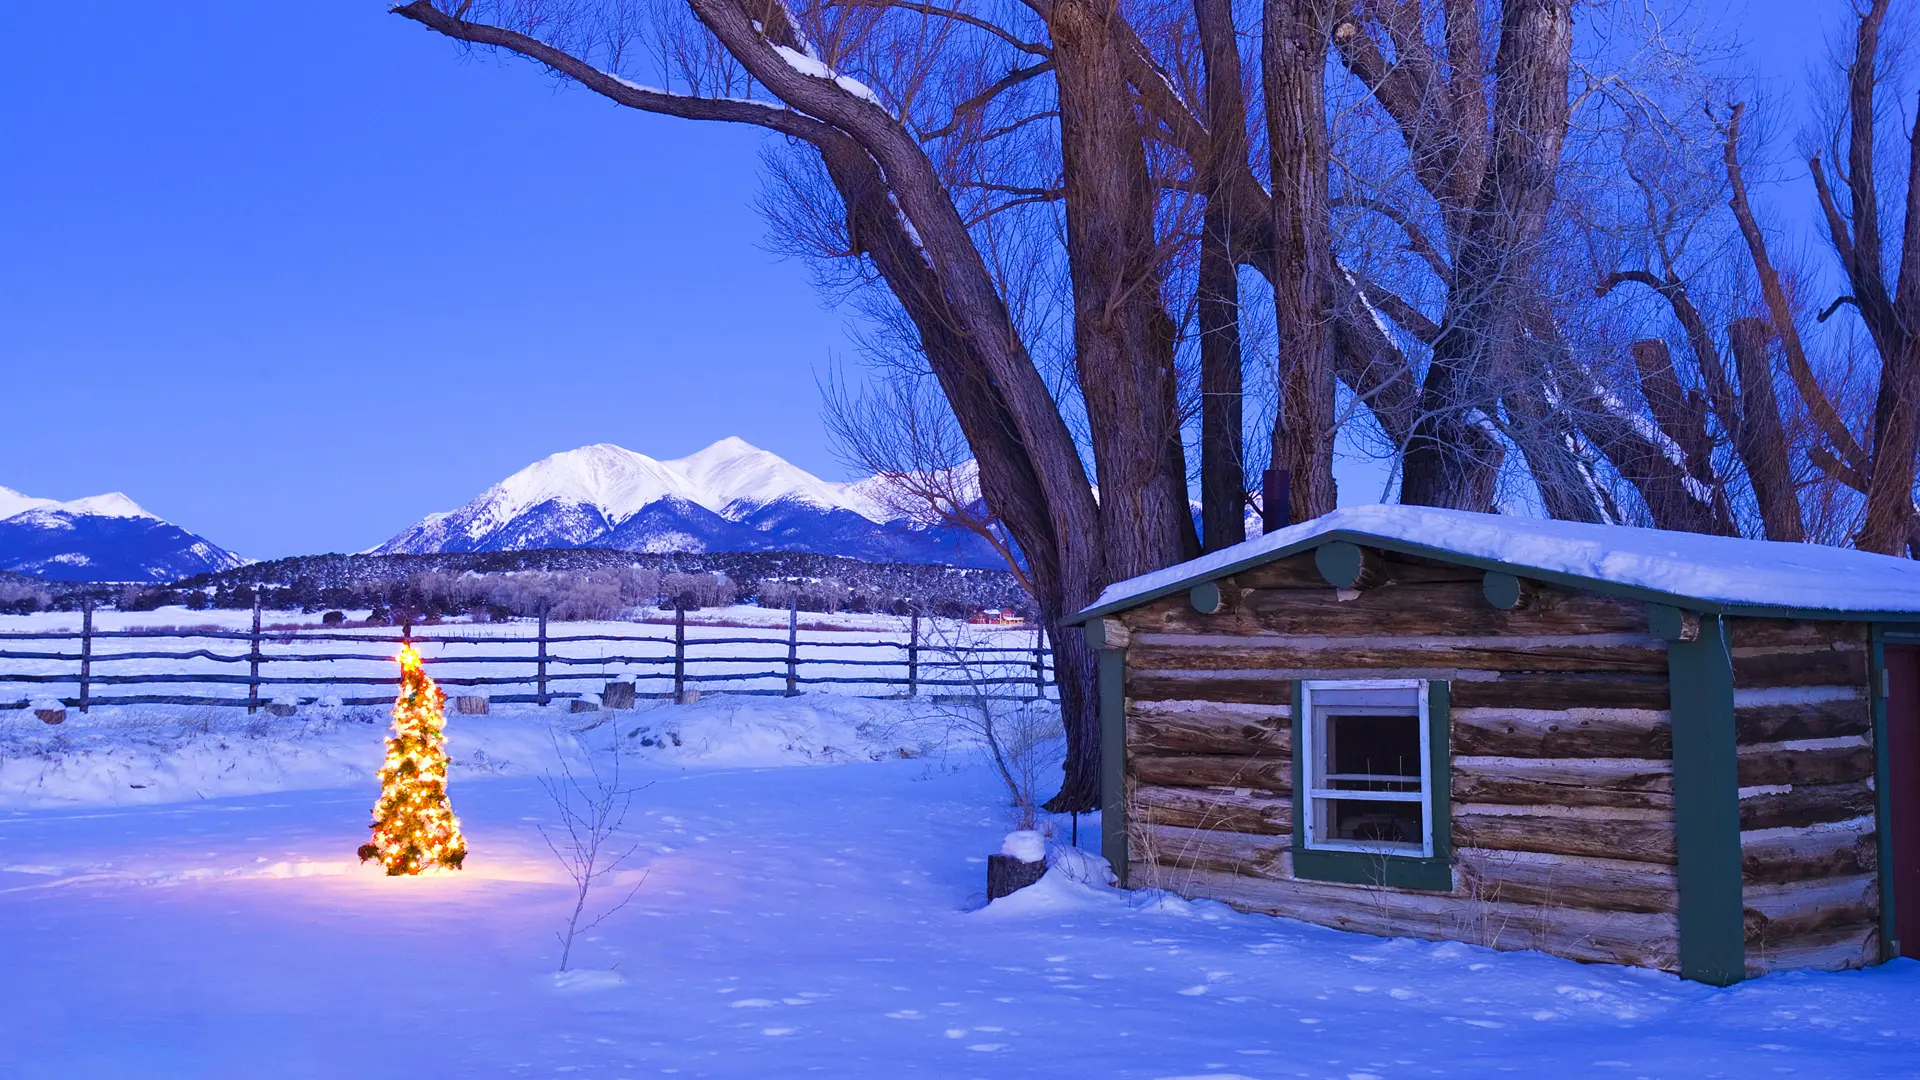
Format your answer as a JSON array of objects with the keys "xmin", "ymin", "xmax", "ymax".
[{"xmin": 1299, "ymin": 678, "xmax": 1433, "ymax": 858}]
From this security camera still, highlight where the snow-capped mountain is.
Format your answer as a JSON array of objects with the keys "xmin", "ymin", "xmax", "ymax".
[
  {"xmin": 0, "ymin": 486, "xmax": 246, "ymax": 583},
  {"xmin": 376, "ymin": 439, "xmax": 1006, "ymax": 567}
]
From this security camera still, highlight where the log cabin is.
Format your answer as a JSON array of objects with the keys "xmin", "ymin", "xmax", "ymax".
[{"xmin": 1065, "ymin": 506, "xmax": 1920, "ymax": 984}]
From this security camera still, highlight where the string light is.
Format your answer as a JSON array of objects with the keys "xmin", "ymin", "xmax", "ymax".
[{"xmin": 358, "ymin": 643, "xmax": 468, "ymax": 875}]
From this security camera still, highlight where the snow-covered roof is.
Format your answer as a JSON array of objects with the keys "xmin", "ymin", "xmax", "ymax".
[{"xmin": 1072, "ymin": 504, "xmax": 1920, "ymax": 622}]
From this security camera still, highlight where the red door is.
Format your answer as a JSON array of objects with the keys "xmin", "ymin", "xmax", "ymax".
[{"xmin": 1887, "ymin": 645, "xmax": 1920, "ymax": 959}]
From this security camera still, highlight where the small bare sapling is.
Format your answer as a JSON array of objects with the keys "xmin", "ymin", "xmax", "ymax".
[
  {"xmin": 923, "ymin": 620, "xmax": 1064, "ymax": 830},
  {"xmin": 540, "ymin": 725, "xmax": 651, "ymax": 971}
]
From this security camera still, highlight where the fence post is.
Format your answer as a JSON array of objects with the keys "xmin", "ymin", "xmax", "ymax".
[
  {"xmin": 537, "ymin": 607, "xmax": 550, "ymax": 706},
  {"xmin": 247, "ymin": 595, "xmax": 263, "ymax": 715},
  {"xmin": 674, "ymin": 604, "xmax": 686, "ymax": 701},
  {"xmin": 78, "ymin": 599, "xmax": 94, "ymax": 714},
  {"xmin": 906, "ymin": 611, "xmax": 920, "ymax": 699},
  {"xmin": 1031, "ymin": 625, "xmax": 1046, "ymax": 698},
  {"xmin": 785, "ymin": 598, "xmax": 798, "ymax": 697}
]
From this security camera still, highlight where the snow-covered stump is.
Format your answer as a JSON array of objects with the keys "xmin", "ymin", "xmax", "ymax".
[
  {"xmin": 987, "ymin": 830, "xmax": 1047, "ymax": 900},
  {"xmin": 601, "ymin": 680, "xmax": 636, "ymax": 710},
  {"xmin": 569, "ymin": 698, "xmax": 600, "ymax": 714},
  {"xmin": 266, "ymin": 694, "xmax": 298, "ymax": 718},
  {"xmin": 32, "ymin": 698, "xmax": 66, "ymax": 725},
  {"xmin": 455, "ymin": 695, "xmax": 489, "ymax": 715}
]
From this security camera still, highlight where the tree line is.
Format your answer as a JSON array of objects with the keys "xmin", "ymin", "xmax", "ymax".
[{"xmin": 7, "ymin": 551, "xmax": 1032, "ymax": 621}]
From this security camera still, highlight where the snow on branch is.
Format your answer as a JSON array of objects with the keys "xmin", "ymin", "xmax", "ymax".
[{"xmin": 770, "ymin": 44, "xmax": 889, "ymax": 111}]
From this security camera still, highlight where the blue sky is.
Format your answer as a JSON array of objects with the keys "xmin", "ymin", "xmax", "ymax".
[{"xmin": 0, "ymin": 1, "xmax": 1845, "ymax": 558}]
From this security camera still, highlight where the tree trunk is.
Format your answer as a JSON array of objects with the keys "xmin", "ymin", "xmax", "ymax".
[
  {"xmin": 1196, "ymin": 0, "xmax": 1248, "ymax": 553},
  {"xmin": 1401, "ymin": 0, "xmax": 1573, "ymax": 512},
  {"xmin": 1503, "ymin": 380, "xmax": 1608, "ymax": 523},
  {"xmin": 1265, "ymin": 0, "xmax": 1338, "ymax": 522},
  {"xmin": 1726, "ymin": 317, "xmax": 1805, "ymax": 542},
  {"xmin": 1044, "ymin": 611, "xmax": 1101, "ymax": 811},
  {"xmin": 1858, "ymin": 334, "xmax": 1920, "ymax": 555},
  {"xmin": 1051, "ymin": 0, "xmax": 1197, "ymax": 577}
]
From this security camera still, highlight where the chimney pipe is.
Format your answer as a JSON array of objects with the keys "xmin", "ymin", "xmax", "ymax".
[{"xmin": 1261, "ymin": 469, "xmax": 1291, "ymax": 534}]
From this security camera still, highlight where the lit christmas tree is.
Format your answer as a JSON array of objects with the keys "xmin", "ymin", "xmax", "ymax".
[{"xmin": 358, "ymin": 643, "xmax": 467, "ymax": 875}]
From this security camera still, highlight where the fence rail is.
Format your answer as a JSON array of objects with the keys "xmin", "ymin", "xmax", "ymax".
[{"xmin": 1, "ymin": 601, "xmax": 1056, "ymax": 713}]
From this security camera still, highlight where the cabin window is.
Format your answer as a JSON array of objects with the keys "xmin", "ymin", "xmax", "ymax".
[{"xmin": 1299, "ymin": 680, "xmax": 1433, "ymax": 858}]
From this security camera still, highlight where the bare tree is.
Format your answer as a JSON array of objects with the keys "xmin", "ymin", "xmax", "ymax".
[
  {"xmin": 920, "ymin": 618, "xmax": 1064, "ymax": 829},
  {"xmin": 1601, "ymin": 1, "xmax": 1920, "ymax": 555},
  {"xmin": 540, "ymin": 726, "xmax": 650, "ymax": 971},
  {"xmin": 1795, "ymin": 0, "xmax": 1920, "ymax": 555}
]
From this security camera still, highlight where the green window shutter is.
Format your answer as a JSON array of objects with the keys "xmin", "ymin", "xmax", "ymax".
[
  {"xmin": 1290, "ymin": 677, "xmax": 1305, "ymax": 869},
  {"xmin": 1429, "ymin": 679, "xmax": 1453, "ymax": 866},
  {"xmin": 1099, "ymin": 647, "xmax": 1128, "ymax": 888}
]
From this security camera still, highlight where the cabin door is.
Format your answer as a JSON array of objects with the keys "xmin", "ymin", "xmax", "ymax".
[{"xmin": 1887, "ymin": 645, "xmax": 1920, "ymax": 960}]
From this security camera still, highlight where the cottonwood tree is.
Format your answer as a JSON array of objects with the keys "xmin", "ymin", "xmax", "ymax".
[
  {"xmin": 388, "ymin": 0, "xmax": 1905, "ymax": 810},
  {"xmin": 393, "ymin": 0, "xmax": 1185, "ymax": 811}
]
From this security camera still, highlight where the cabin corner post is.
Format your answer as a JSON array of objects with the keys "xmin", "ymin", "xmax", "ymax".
[
  {"xmin": 1085, "ymin": 618, "xmax": 1131, "ymax": 887},
  {"xmin": 1668, "ymin": 612, "xmax": 1744, "ymax": 985}
]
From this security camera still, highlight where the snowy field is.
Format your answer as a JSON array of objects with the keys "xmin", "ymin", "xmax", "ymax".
[
  {"xmin": 1, "ymin": 693, "xmax": 1916, "ymax": 1078},
  {"xmin": 0, "ymin": 605, "xmax": 1052, "ymax": 706}
]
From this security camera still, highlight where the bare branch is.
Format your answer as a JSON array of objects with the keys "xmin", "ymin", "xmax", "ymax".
[
  {"xmin": 1332, "ymin": 194, "xmax": 1451, "ymax": 280},
  {"xmin": 1353, "ymin": 276, "xmax": 1441, "ymax": 343},
  {"xmin": 391, "ymin": 2, "xmax": 819, "ymax": 137},
  {"xmin": 1817, "ymin": 295, "xmax": 1860, "ymax": 322},
  {"xmin": 922, "ymin": 60, "xmax": 1056, "ymax": 140},
  {"xmin": 826, "ymin": 0, "xmax": 1050, "ymax": 55},
  {"xmin": 1720, "ymin": 102, "xmax": 1872, "ymax": 476}
]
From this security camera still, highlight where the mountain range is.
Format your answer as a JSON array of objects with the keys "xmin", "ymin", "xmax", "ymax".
[
  {"xmin": 0, "ymin": 487, "xmax": 246, "ymax": 583},
  {"xmin": 2, "ymin": 438, "xmax": 1007, "ymax": 584},
  {"xmin": 375, "ymin": 439, "xmax": 1007, "ymax": 568}
]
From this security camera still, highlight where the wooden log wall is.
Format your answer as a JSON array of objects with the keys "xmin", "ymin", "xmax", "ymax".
[
  {"xmin": 1729, "ymin": 618, "xmax": 1881, "ymax": 974},
  {"xmin": 1117, "ymin": 549, "xmax": 1683, "ymax": 971}
]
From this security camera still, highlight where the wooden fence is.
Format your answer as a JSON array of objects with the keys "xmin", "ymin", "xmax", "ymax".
[{"xmin": 0, "ymin": 603, "xmax": 1055, "ymax": 713}]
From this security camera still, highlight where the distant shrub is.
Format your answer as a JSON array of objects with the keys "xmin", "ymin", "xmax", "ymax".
[
  {"xmin": 662, "ymin": 571, "xmax": 735, "ymax": 611},
  {"xmin": 0, "ymin": 582, "xmax": 48, "ymax": 615}
]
